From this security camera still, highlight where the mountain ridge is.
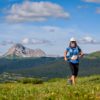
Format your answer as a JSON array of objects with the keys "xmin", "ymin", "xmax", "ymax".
[{"xmin": 3, "ymin": 43, "xmax": 46, "ymax": 58}]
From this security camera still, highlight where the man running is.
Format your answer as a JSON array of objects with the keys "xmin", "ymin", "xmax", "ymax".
[{"xmin": 64, "ymin": 37, "xmax": 84, "ymax": 85}]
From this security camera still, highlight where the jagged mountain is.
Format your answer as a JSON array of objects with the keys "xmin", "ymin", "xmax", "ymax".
[{"xmin": 3, "ymin": 43, "xmax": 46, "ymax": 58}]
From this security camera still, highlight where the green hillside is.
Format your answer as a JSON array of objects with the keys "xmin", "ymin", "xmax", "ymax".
[
  {"xmin": 0, "ymin": 75, "xmax": 100, "ymax": 100},
  {"xmin": 87, "ymin": 51, "xmax": 100, "ymax": 58},
  {"xmin": 0, "ymin": 51, "xmax": 100, "ymax": 100},
  {"xmin": 0, "ymin": 51, "xmax": 100, "ymax": 79}
]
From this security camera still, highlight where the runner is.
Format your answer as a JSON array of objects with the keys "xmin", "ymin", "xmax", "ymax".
[{"xmin": 64, "ymin": 37, "xmax": 84, "ymax": 85}]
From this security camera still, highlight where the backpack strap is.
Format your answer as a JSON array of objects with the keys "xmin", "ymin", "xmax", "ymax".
[{"xmin": 77, "ymin": 46, "xmax": 82, "ymax": 53}]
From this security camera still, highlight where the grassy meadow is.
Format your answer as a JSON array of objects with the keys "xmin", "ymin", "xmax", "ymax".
[{"xmin": 0, "ymin": 75, "xmax": 100, "ymax": 100}]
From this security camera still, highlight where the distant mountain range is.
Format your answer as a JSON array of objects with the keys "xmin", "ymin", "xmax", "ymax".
[
  {"xmin": 3, "ymin": 43, "xmax": 46, "ymax": 58},
  {"xmin": 1, "ymin": 43, "xmax": 100, "ymax": 58}
]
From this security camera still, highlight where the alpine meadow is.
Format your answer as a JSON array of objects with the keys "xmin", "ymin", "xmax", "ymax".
[{"xmin": 0, "ymin": 0, "xmax": 100, "ymax": 100}]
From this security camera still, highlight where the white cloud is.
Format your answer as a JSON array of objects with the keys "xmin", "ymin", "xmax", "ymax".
[
  {"xmin": 82, "ymin": 0, "xmax": 100, "ymax": 14},
  {"xmin": 41, "ymin": 26, "xmax": 61, "ymax": 32},
  {"xmin": 6, "ymin": 1, "xmax": 70, "ymax": 22},
  {"xmin": 81, "ymin": 36, "xmax": 94, "ymax": 43},
  {"xmin": 0, "ymin": 38, "xmax": 51, "ymax": 46},
  {"xmin": 79, "ymin": 36, "xmax": 100, "ymax": 44},
  {"xmin": 21, "ymin": 38, "xmax": 51, "ymax": 45},
  {"xmin": 83, "ymin": 0, "xmax": 100, "ymax": 3},
  {"xmin": 21, "ymin": 38, "xmax": 29, "ymax": 44}
]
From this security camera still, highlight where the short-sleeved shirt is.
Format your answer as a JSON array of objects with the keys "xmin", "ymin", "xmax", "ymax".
[{"xmin": 66, "ymin": 46, "xmax": 81, "ymax": 64}]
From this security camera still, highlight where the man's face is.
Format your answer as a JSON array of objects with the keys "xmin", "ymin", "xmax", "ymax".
[{"xmin": 70, "ymin": 41, "xmax": 76, "ymax": 48}]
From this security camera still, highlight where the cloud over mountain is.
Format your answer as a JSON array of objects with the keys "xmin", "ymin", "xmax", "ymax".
[
  {"xmin": 21, "ymin": 38, "xmax": 51, "ymax": 45},
  {"xmin": 0, "ymin": 38, "xmax": 51, "ymax": 46}
]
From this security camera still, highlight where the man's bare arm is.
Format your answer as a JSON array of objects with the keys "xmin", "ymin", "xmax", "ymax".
[
  {"xmin": 64, "ymin": 50, "xmax": 68, "ymax": 61},
  {"xmin": 79, "ymin": 51, "xmax": 84, "ymax": 58}
]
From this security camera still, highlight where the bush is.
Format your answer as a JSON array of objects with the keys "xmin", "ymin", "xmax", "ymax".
[
  {"xmin": 48, "ymin": 78, "xmax": 63, "ymax": 82},
  {"xmin": 18, "ymin": 77, "xmax": 43, "ymax": 84}
]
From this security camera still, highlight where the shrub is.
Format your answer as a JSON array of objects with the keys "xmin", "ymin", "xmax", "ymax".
[{"xmin": 18, "ymin": 77, "xmax": 43, "ymax": 84}]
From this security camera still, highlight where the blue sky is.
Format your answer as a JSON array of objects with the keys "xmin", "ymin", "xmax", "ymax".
[{"xmin": 0, "ymin": 0, "xmax": 100, "ymax": 56}]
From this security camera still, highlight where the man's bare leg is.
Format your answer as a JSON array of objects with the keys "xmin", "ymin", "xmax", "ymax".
[{"xmin": 71, "ymin": 75, "xmax": 75, "ymax": 85}]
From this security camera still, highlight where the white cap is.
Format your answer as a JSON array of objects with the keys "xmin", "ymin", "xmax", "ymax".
[{"xmin": 70, "ymin": 37, "xmax": 76, "ymax": 42}]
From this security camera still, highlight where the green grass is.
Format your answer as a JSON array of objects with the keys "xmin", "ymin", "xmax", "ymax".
[{"xmin": 0, "ymin": 75, "xmax": 100, "ymax": 100}]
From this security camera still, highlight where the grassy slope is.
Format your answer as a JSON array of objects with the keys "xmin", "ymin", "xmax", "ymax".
[
  {"xmin": 0, "ymin": 51, "xmax": 99, "ymax": 78},
  {"xmin": 88, "ymin": 51, "xmax": 100, "ymax": 58},
  {"xmin": 11, "ymin": 57, "xmax": 100, "ymax": 78},
  {"xmin": 0, "ymin": 75, "xmax": 100, "ymax": 100},
  {"xmin": 0, "ymin": 56, "xmax": 99, "ymax": 78}
]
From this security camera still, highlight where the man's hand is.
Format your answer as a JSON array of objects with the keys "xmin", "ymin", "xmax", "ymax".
[
  {"xmin": 64, "ymin": 57, "xmax": 68, "ymax": 61},
  {"xmin": 64, "ymin": 50, "xmax": 68, "ymax": 61},
  {"xmin": 79, "ymin": 52, "xmax": 84, "ymax": 58}
]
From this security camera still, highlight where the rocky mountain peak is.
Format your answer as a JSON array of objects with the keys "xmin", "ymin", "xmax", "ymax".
[{"xmin": 3, "ymin": 43, "xmax": 46, "ymax": 58}]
